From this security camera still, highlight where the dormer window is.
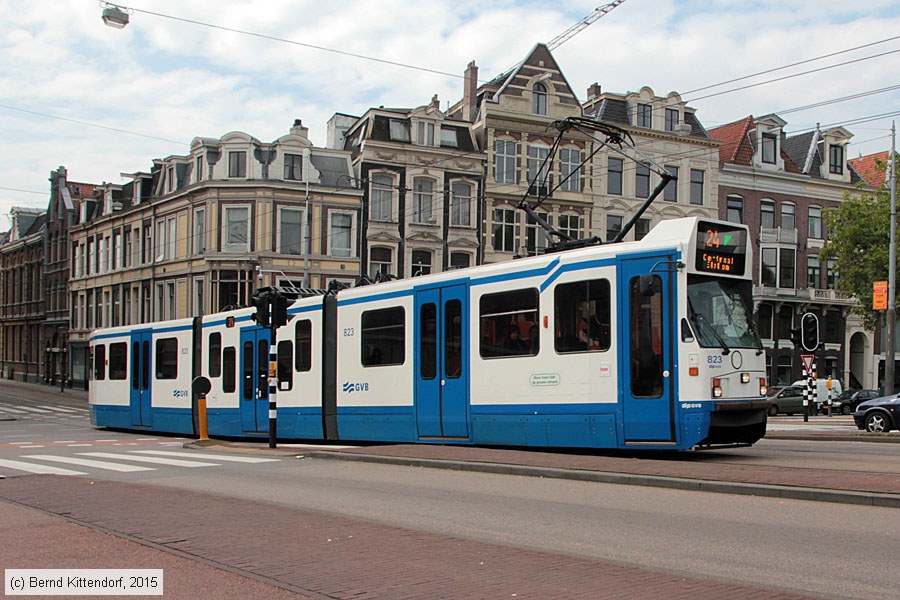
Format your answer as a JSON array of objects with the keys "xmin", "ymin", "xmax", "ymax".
[
  {"xmin": 228, "ymin": 151, "xmax": 246, "ymax": 178},
  {"xmin": 665, "ymin": 108, "xmax": 679, "ymax": 132},
  {"xmin": 762, "ymin": 133, "xmax": 777, "ymax": 164},
  {"xmin": 636, "ymin": 103, "xmax": 652, "ymax": 128},
  {"xmin": 389, "ymin": 119, "xmax": 410, "ymax": 142},
  {"xmin": 532, "ymin": 82, "xmax": 548, "ymax": 115},
  {"xmin": 416, "ymin": 122, "xmax": 434, "ymax": 146},
  {"xmin": 829, "ymin": 144, "xmax": 844, "ymax": 174},
  {"xmin": 284, "ymin": 153, "xmax": 302, "ymax": 180},
  {"xmin": 440, "ymin": 127, "xmax": 458, "ymax": 148}
]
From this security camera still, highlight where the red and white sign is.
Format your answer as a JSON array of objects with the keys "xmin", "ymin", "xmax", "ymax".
[{"xmin": 801, "ymin": 354, "xmax": 815, "ymax": 374}]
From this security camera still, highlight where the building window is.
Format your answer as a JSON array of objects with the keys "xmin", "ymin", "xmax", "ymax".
[
  {"xmin": 527, "ymin": 145, "xmax": 550, "ymax": 195},
  {"xmin": 781, "ymin": 202, "xmax": 795, "ymax": 230},
  {"xmin": 194, "ymin": 208, "xmax": 205, "ymax": 254},
  {"xmin": 829, "ymin": 144, "xmax": 844, "ymax": 174},
  {"xmin": 762, "ymin": 133, "xmax": 777, "ymax": 164},
  {"xmin": 228, "ymin": 151, "xmax": 246, "ymax": 178},
  {"xmin": 493, "ymin": 208, "xmax": 516, "ymax": 253},
  {"xmin": 412, "ymin": 177, "xmax": 434, "ymax": 223},
  {"xmin": 761, "ymin": 248, "xmax": 777, "ymax": 287},
  {"xmin": 450, "ymin": 252, "xmax": 470, "ymax": 270},
  {"xmin": 440, "ymin": 127, "xmax": 458, "ymax": 148},
  {"xmin": 369, "ymin": 246, "xmax": 393, "ymax": 278},
  {"xmin": 635, "ymin": 162, "xmax": 650, "ymax": 198},
  {"xmin": 607, "ymin": 157, "xmax": 623, "ymax": 195},
  {"xmin": 726, "ymin": 195, "xmax": 743, "ymax": 224},
  {"xmin": 826, "ymin": 259, "xmax": 838, "ymax": 289},
  {"xmin": 560, "ymin": 147, "xmax": 581, "ymax": 192},
  {"xmin": 370, "ymin": 174, "xmax": 394, "ymax": 222},
  {"xmin": 779, "ymin": 248, "xmax": 796, "ymax": 288},
  {"xmin": 222, "ymin": 206, "xmax": 250, "ymax": 253},
  {"xmin": 526, "ymin": 211, "xmax": 550, "ymax": 256},
  {"xmin": 284, "ymin": 153, "xmax": 302, "ymax": 180},
  {"xmin": 635, "ymin": 218, "xmax": 650, "ymax": 241},
  {"xmin": 361, "ymin": 307, "xmax": 405, "ymax": 366},
  {"xmin": 637, "ymin": 103, "xmax": 651, "ymax": 128},
  {"xmin": 412, "ymin": 250, "xmax": 432, "ymax": 276},
  {"xmin": 559, "ymin": 214, "xmax": 581, "ymax": 240},
  {"xmin": 807, "ymin": 256, "xmax": 821, "ymax": 289},
  {"xmin": 389, "ymin": 119, "xmax": 410, "ymax": 142},
  {"xmin": 760, "ymin": 199, "xmax": 775, "ymax": 229},
  {"xmin": 690, "ymin": 169, "xmax": 704, "ymax": 205},
  {"xmin": 278, "ymin": 207, "xmax": 304, "ymax": 255},
  {"xmin": 532, "ymin": 82, "xmax": 547, "ymax": 115},
  {"xmin": 328, "ymin": 211, "xmax": 354, "ymax": 258},
  {"xmin": 808, "ymin": 206, "xmax": 823, "ymax": 239},
  {"xmin": 607, "ymin": 215, "xmax": 623, "ymax": 243},
  {"xmin": 664, "ymin": 166, "xmax": 678, "ymax": 201},
  {"xmin": 665, "ymin": 108, "xmax": 679, "ymax": 132},
  {"xmin": 416, "ymin": 122, "xmax": 434, "ymax": 146},
  {"xmin": 196, "ymin": 156, "xmax": 203, "ymax": 182},
  {"xmin": 450, "ymin": 182, "xmax": 472, "ymax": 227},
  {"xmin": 494, "ymin": 139, "xmax": 517, "ymax": 184},
  {"xmin": 777, "ymin": 355, "xmax": 792, "ymax": 385},
  {"xmin": 757, "ymin": 303, "xmax": 773, "ymax": 340}
]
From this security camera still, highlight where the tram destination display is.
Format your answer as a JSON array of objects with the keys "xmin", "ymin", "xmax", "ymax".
[{"xmin": 694, "ymin": 221, "xmax": 747, "ymax": 275}]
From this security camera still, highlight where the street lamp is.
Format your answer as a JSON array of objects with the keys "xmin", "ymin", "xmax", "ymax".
[{"xmin": 101, "ymin": 2, "xmax": 130, "ymax": 29}]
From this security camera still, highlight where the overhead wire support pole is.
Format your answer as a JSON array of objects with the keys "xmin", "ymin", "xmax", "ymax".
[{"xmin": 887, "ymin": 120, "xmax": 897, "ymax": 396}]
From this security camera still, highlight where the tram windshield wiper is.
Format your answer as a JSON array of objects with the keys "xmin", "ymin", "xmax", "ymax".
[{"xmin": 687, "ymin": 298, "xmax": 730, "ymax": 355}]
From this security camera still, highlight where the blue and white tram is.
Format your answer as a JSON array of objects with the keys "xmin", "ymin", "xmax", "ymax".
[{"xmin": 89, "ymin": 217, "xmax": 769, "ymax": 450}]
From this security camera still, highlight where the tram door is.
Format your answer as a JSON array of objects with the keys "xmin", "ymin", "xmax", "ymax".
[
  {"xmin": 414, "ymin": 284, "xmax": 469, "ymax": 439},
  {"xmin": 129, "ymin": 331, "xmax": 153, "ymax": 427},
  {"xmin": 240, "ymin": 328, "xmax": 270, "ymax": 433},
  {"xmin": 619, "ymin": 256, "xmax": 675, "ymax": 442}
]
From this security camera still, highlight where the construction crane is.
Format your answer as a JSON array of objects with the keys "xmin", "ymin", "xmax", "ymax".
[{"xmin": 546, "ymin": 1, "xmax": 628, "ymax": 50}]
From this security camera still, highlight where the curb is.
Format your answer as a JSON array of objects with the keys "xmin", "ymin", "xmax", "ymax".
[{"xmin": 302, "ymin": 450, "xmax": 900, "ymax": 509}]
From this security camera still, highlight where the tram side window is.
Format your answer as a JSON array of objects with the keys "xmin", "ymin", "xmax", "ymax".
[
  {"xmin": 222, "ymin": 347, "xmax": 236, "ymax": 392},
  {"xmin": 108, "ymin": 342, "xmax": 128, "ymax": 380},
  {"xmin": 361, "ymin": 307, "xmax": 405, "ymax": 366},
  {"xmin": 277, "ymin": 341, "xmax": 293, "ymax": 390},
  {"xmin": 479, "ymin": 288, "xmax": 539, "ymax": 358},
  {"xmin": 209, "ymin": 332, "xmax": 222, "ymax": 377},
  {"xmin": 554, "ymin": 279, "xmax": 611, "ymax": 353},
  {"xmin": 295, "ymin": 319, "xmax": 311, "ymax": 372},
  {"xmin": 93, "ymin": 344, "xmax": 106, "ymax": 381},
  {"xmin": 155, "ymin": 337, "xmax": 178, "ymax": 380}
]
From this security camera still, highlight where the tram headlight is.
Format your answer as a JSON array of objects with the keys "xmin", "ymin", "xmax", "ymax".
[
  {"xmin": 712, "ymin": 378, "xmax": 723, "ymax": 398},
  {"xmin": 741, "ymin": 372, "xmax": 750, "ymax": 383},
  {"xmin": 759, "ymin": 378, "xmax": 767, "ymax": 396}
]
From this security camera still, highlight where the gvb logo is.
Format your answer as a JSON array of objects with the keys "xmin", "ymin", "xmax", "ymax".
[{"xmin": 343, "ymin": 381, "xmax": 370, "ymax": 394}]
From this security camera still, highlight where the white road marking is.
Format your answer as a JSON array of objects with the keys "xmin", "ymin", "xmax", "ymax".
[
  {"xmin": 14, "ymin": 406, "xmax": 52, "ymax": 414},
  {"xmin": 41, "ymin": 406, "xmax": 80, "ymax": 413},
  {"xmin": 0, "ymin": 458, "xmax": 86, "ymax": 476},
  {"xmin": 80, "ymin": 452, "xmax": 221, "ymax": 468},
  {"xmin": 132, "ymin": 450, "xmax": 280, "ymax": 463},
  {"xmin": 23, "ymin": 455, "xmax": 154, "ymax": 472},
  {"xmin": 0, "ymin": 406, "xmax": 30, "ymax": 414}
]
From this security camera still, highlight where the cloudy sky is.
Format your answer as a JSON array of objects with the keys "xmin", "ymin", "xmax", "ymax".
[{"xmin": 2, "ymin": 0, "xmax": 899, "ymax": 225}]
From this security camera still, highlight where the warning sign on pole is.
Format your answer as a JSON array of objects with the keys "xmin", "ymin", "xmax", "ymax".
[
  {"xmin": 874, "ymin": 281, "xmax": 889, "ymax": 310},
  {"xmin": 801, "ymin": 354, "xmax": 815, "ymax": 374}
]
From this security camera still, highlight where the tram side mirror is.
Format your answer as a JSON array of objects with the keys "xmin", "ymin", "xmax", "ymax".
[{"xmin": 638, "ymin": 274, "xmax": 658, "ymax": 297}]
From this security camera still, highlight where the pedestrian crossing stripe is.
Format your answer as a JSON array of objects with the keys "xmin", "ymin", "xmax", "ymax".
[
  {"xmin": 0, "ymin": 458, "xmax": 87, "ymax": 476},
  {"xmin": 132, "ymin": 450, "xmax": 281, "ymax": 463},
  {"xmin": 22, "ymin": 455, "xmax": 153, "ymax": 472},
  {"xmin": 0, "ymin": 450, "xmax": 281, "ymax": 476},
  {"xmin": 79, "ymin": 452, "xmax": 220, "ymax": 468}
]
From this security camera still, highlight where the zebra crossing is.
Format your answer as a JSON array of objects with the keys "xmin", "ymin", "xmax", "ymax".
[
  {"xmin": 0, "ymin": 449, "xmax": 281, "ymax": 477},
  {"xmin": 0, "ymin": 402, "xmax": 89, "ymax": 418}
]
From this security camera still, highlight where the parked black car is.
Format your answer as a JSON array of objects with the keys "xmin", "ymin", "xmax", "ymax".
[
  {"xmin": 853, "ymin": 394, "xmax": 900, "ymax": 433},
  {"xmin": 834, "ymin": 389, "xmax": 880, "ymax": 415}
]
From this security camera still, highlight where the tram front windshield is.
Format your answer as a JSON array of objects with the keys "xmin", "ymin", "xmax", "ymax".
[{"xmin": 687, "ymin": 276, "xmax": 760, "ymax": 350}]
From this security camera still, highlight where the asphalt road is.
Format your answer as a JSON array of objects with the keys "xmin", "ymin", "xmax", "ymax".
[{"xmin": 2, "ymin": 380, "xmax": 899, "ymax": 599}]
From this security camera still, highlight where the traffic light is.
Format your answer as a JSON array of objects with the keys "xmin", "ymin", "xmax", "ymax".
[
  {"xmin": 250, "ymin": 293, "xmax": 270, "ymax": 328},
  {"xmin": 272, "ymin": 293, "xmax": 290, "ymax": 329},
  {"xmin": 800, "ymin": 312, "xmax": 820, "ymax": 352}
]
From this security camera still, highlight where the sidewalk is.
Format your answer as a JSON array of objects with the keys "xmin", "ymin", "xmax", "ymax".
[{"xmin": 0, "ymin": 475, "xmax": 821, "ymax": 600}]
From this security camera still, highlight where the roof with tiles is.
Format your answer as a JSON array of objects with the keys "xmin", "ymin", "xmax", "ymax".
[
  {"xmin": 849, "ymin": 151, "xmax": 889, "ymax": 187},
  {"xmin": 708, "ymin": 117, "xmax": 754, "ymax": 165}
]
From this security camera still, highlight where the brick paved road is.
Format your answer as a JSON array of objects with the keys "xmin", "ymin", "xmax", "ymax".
[{"xmin": 1, "ymin": 476, "xmax": 817, "ymax": 600}]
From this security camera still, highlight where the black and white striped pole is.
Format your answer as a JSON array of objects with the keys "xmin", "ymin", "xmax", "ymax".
[{"xmin": 268, "ymin": 322, "xmax": 277, "ymax": 449}]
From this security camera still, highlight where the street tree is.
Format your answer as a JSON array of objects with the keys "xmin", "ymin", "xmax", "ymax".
[{"xmin": 821, "ymin": 155, "xmax": 897, "ymax": 329}]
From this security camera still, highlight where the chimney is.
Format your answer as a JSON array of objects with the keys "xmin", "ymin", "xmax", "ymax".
[
  {"xmin": 586, "ymin": 83, "xmax": 602, "ymax": 100},
  {"xmin": 431, "ymin": 94, "xmax": 440, "ymax": 109},
  {"xmin": 463, "ymin": 60, "xmax": 478, "ymax": 122},
  {"xmin": 290, "ymin": 118, "xmax": 309, "ymax": 138}
]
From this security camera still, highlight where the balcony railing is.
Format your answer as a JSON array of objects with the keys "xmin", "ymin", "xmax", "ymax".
[{"xmin": 759, "ymin": 227, "xmax": 798, "ymax": 245}]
